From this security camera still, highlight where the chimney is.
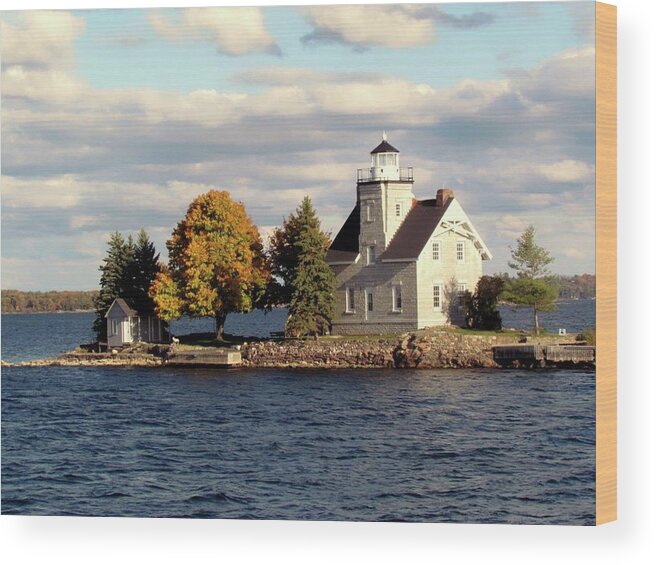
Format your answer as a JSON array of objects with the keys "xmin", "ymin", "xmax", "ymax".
[{"xmin": 436, "ymin": 188, "xmax": 454, "ymax": 208}]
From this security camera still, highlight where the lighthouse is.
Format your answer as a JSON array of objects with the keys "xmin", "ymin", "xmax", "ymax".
[{"xmin": 356, "ymin": 133, "xmax": 416, "ymax": 249}]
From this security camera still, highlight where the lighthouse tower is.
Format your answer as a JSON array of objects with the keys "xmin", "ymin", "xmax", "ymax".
[{"xmin": 356, "ymin": 134, "xmax": 415, "ymax": 253}]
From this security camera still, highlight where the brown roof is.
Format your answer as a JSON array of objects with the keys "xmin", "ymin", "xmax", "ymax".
[
  {"xmin": 326, "ymin": 197, "xmax": 453, "ymax": 266},
  {"xmin": 379, "ymin": 198, "xmax": 452, "ymax": 261},
  {"xmin": 326, "ymin": 205, "xmax": 360, "ymax": 264}
]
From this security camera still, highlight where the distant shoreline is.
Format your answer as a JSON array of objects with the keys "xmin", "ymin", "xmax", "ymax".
[{"xmin": 1, "ymin": 309, "xmax": 94, "ymax": 315}]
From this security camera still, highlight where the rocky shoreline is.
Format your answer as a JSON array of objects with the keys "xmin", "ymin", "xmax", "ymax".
[{"xmin": 1, "ymin": 329, "xmax": 586, "ymax": 370}]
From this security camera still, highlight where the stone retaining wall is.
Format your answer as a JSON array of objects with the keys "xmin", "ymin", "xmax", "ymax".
[{"xmin": 240, "ymin": 330, "xmax": 527, "ymax": 369}]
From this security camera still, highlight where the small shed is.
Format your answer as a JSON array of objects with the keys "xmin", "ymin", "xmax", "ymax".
[{"xmin": 105, "ymin": 297, "xmax": 167, "ymax": 348}]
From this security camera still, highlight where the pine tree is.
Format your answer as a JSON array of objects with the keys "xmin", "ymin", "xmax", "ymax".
[
  {"xmin": 93, "ymin": 232, "xmax": 131, "ymax": 340},
  {"xmin": 268, "ymin": 196, "xmax": 330, "ymax": 306},
  {"xmin": 123, "ymin": 229, "xmax": 160, "ymax": 307},
  {"xmin": 505, "ymin": 226, "xmax": 558, "ymax": 335},
  {"xmin": 285, "ymin": 198, "xmax": 336, "ymax": 338}
]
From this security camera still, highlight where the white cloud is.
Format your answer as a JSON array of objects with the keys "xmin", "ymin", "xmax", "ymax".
[
  {"xmin": 1, "ymin": 34, "xmax": 597, "ymax": 285},
  {"xmin": 0, "ymin": 11, "xmax": 85, "ymax": 69},
  {"xmin": 147, "ymin": 7, "xmax": 280, "ymax": 56},
  {"xmin": 537, "ymin": 160, "xmax": 594, "ymax": 183},
  {"xmin": 301, "ymin": 5, "xmax": 435, "ymax": 49}
]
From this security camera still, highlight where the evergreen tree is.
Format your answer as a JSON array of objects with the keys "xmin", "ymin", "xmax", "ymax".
[
  {"xmin": 285, "ymin": 198, "xmax": 336, "ymax": 338},
  {"xmin": 93, "ymin": 232, "xmax": 131, "ymax": 340},
  {"xmin": 92, "ymin": 230, "xmax": 161, "ymax": 341},
  {"xmin": 268, "ymin": 196, "xmax": 331, "ymax": 306},
  {"xmin": 505, "ymin": 226, "xmax": 558, "ymax": 335},
  {"xmin": 508, "ymin": 225, "xmax": 554, "ymax": 278},
  {"xmin": 123, "ymin": 229, "xmax": 161, "ymax": 306}
]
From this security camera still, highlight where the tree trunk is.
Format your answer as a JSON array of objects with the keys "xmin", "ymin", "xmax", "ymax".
[
  {"xmin": 215, "ymin": 311, "xmax": 227, "ymax": 341},
  {"xmin": 534, "ymin": 306, "xmax": 540, "ymax": 336}
]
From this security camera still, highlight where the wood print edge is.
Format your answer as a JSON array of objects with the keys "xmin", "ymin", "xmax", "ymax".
[{"xmin": 595, "ymin": 1, "xmax": 617, "ymax": 526}]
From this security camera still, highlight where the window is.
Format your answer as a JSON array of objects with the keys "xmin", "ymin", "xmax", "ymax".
[
  {"xmin": 367, "ymin": 290, "xmax": 374, "ymax": 312},
  {"xmin": 457, "ymin": 283, "xmax": 467, "ymax": 306},
  {"xmin": 392, "ymin": 285, "xmax": 402, "ymax": 311},
  {"xmin": 432, "ymin": 240, "xmax": 441, "ymax": 261},
  {"xmin": 456, "ymin": 241, "xmax": 465, "ymax": 263},
  {"xmin": 366, "ymin": 245, "xmax": 376, "ymax": 265},
  {"xmin": 433, "ymin": 284, "xmax": 442, "ymax": 310},
  {"xmin": 395, "ymin": 203, "xmax": 402, "ymax": 217},
  {"xmin": 365, "ymin": 202, "xmax": 372, "ymax": 222},
  {"xmin": 110, "ymin": 319, "xmax": 119, "ymax": 336},
  {"xmin": 346, "ymin": 287, "xmax": 355, "ymax": 313}
]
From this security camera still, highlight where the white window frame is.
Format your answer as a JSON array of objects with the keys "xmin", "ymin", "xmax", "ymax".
[
  {"xmin": 392, "ymin": 284, "xmax": 403, "ymax": 312},
  {"xmin": 432, "ymin": 240, "xmax": 441, "ymax": 262},
  {"xmin": 110, "ymin": 318, "xmax": 119, "ymax": 336},
  {"xmin": 346, "ymin": 287, "xmax": 356, "ymax": 313},
  {"xmin": 366, "ymin": 245, "xmax": 376, "ymax": 266},
  {"xmin": 433, "ymin": 284, "xmax": 442, "ymax": 310},
  {"xmin": 456, "ymin": 240, "xmax": 465, "ymax": 263}
]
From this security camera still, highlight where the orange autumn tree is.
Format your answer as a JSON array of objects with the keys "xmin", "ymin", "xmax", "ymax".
[{"xmin": 150, "ymin": 190, "xmax": 270, "ymax": 340}]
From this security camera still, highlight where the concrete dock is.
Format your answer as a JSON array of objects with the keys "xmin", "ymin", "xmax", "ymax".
[{"xmin": 492, "ymin": 344, "xmax": 595, "ymax": 368}]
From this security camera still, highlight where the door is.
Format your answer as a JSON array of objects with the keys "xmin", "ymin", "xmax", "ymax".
[{"xmin": 123, "ymin": 318, "xmax": 132, "ymax": 343}]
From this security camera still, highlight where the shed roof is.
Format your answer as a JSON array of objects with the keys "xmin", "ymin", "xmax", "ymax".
[{"xmin": 106, "ymin": 295, "xmax": 156, "ymax": 318}]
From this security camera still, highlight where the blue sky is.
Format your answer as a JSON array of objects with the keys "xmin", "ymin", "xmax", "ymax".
[{"xmin": 1, "ymin": 2, "xmax": 596, "ymax": 290}]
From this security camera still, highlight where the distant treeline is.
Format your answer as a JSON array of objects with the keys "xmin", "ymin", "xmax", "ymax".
[
  {"xmin": 549, "ymin": 274, "xmax": 596, "ymax": 299},
  {"xmin": 1, "ymin": 290, "xmax": 99, "ymax": 313},
  {"xmin": 498, "ymin": 273, "xmax": 596, "ymax": 300}
]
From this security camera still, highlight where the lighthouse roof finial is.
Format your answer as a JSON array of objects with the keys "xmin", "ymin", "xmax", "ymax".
[{"xmin": 382, "ymin": 131, "xmax": 387, "ymax": 141}]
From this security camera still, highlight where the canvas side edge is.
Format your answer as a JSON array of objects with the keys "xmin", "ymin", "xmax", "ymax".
[{"xmin": 595, "ymin": 0, "xmax": 617, "ymax": 526}]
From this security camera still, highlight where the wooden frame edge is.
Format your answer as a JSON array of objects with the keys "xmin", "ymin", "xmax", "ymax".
[{"xmin": 595, "ymin": 1, "xmax": 617, "ymax": 526}]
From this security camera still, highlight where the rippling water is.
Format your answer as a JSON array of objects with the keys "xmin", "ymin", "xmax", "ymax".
[
  {"xmin": 1, "ymin": 301, "xmax": 595, "ymax": 524},
  {"xmin": 2, "ymin": 366, "xmax": 595, "ymax": 523}
]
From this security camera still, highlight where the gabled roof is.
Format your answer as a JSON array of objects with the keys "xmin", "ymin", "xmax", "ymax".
[
  {"xmin": 106, "ymin": 296, "xmax": 156, "ymax": 318},
  {"xmin": 370, "ymin": 140, "xmax": 399, "ymax": 154},
  {"xmin": 326, "ymin": 205, "xmax": 360, "ymax": 264},
  {"xmin": 379, "ymin": 198, "xmax": 452, "ymax": 261},
  {"xmin": 380, "ymin": 196, "xmax": 493, "ymax": 262}
]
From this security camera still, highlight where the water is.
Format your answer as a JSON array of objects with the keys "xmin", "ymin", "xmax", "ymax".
[{"xmin": 1, "ymin": 300, "xmax": 596, "ymax": 524}]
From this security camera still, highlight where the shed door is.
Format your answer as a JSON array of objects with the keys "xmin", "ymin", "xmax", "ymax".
[{"xmin": 124, "ymin": 319, "xmax": 132, "ymax": 342}]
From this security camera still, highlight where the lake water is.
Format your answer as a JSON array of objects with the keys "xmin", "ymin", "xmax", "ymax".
[{"xmin": 1, "ymin": 300, "xmax": 596, "ymax": 524}]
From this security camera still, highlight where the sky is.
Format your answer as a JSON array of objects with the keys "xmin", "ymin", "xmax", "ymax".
[{"xmin": 0, "ymin": 2, "xmax": 596, "ymax": 291}]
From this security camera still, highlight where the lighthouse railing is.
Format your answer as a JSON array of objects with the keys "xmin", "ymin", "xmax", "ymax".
[{"xmin": 357, "ymin": 166, "xmax": 413, "ymax": 183}]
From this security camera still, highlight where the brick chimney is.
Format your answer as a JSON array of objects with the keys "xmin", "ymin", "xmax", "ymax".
[{"xmin": 436, "ymin": 188, "xmax": 454, "ymax": 208}]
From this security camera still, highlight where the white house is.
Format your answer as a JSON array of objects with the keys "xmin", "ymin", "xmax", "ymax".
[
  {"xmin": 105, "ymin": 297, "xmax": 167, "ymax": 348},
  {"xmin": 327, "ymin": 135, "xmax": 492, "ymax": 335}
]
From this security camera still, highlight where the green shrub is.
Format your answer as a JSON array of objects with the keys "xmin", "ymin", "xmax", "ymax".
[{"xmin": 577, "ymin": 327, "xmax": 596, "ymax": 345}]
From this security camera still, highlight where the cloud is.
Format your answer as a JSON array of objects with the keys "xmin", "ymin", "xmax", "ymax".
[
  {"xmin": 1, "ymin": 22, "xmax": 597, "ymax": 287},
  {"xmin": 0, "ymin": 11, "xmax": 85, "ymax": 69},
  {"xmin": 147, "ymin": 8, "xmax": 280, "ymax": 56},
  {"xmin": 537, "ymin": 160, "xmax": 594, "ymax": 183},
  {"xmin": 300, "ymin": 4, "xmax": 494, "ymax": 49}
]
